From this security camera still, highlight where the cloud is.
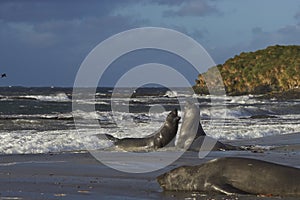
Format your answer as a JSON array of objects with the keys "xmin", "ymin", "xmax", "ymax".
[
  {"xmin": 190, "ymin": 28, "xmax": 208, "ymax": 40},
  {"xmin": 209, "ymin": 24, "xmax": 300, "ymax": 65},
  {"xmin": 251, "ymin": 27, "xmax": 263, "ymax": 34},
  {"xmin": 0, "ymin": 1, "xmax": 146, "ymax": 86},
  {"xmin": 149, "ymin": 0, "xmax": 184, "ymax": 6},
  {"xmin": 161, "ymin": 0, "xmax": 220, "ymax": 17},
  {"xmin": 225, "ymin": 8, "xmax": 300, "ymax": 60},
  {"xmin": 0, "ymin": 0, "xmax": 133, "ymax": 22},
  {"xmin": 1, "ymin": 0, "xmax": 299, "ymax": 86},
  {"xmin": 294, "ymin": 10, "xmax": 300, "ymax": 20},
  {"xmin": 250, "ymin": 25, "xmax": 300, "ymax": 49},
  {"xmin": 0, "ymin": 1, "xmax": 145, "ymax": 54}
]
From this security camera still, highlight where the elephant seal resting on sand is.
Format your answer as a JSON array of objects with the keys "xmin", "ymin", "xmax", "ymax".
[
  {"xmin": 105, "ymin": 109, "xmax": 181, "ymax": 152},
  {"xmin": 157, "ymin": 157, "xmax": 300, "ymax": 196}
]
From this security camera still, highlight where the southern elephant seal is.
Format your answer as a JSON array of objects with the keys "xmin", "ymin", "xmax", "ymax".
[
  {"xmin": 176, "ymin": 101, "xmax": 239, "ymax": 151},
  {"xmin": 105, "ymin": 109, "xmax": 181, "ymax": 151},
  {"xmin": 157, "ymin": 157, "xmax": 300, "ymax": 196}
]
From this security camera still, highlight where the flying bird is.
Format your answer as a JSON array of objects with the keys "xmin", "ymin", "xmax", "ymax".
[{"xmin": 1, "ymin": 73, "xmax": 6, "ymax": 78}]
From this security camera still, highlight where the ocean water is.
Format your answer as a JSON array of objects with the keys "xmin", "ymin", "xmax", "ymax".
[{"xmin": 0, "ymin": 86, "xmax": 299, "ymax": 154}]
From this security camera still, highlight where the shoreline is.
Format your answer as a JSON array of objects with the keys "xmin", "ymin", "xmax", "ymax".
[
  {"xmin": 1, "ymin": 133, "xmax": 300, "ymax": 200},
  {"xmin": 256, "ymin": 88, "xmax": 300, "ymax": 100}
]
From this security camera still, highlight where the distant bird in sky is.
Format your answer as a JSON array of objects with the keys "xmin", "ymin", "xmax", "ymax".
[{"xmin": 1, "ymin": 73, "xmax": 7, "ymax": 78}]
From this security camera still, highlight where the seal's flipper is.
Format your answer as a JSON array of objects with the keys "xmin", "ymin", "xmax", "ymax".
[{"xmin": 209, "ymin": 183, "xmax": 249, "ymax": 195}]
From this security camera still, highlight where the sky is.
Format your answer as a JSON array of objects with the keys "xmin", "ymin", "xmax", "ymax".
[{"xmin": 1, "ymin": 0, "xmax": 300, "ymax": 87}]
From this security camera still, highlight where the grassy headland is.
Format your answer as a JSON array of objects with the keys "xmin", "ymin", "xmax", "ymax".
[{"xmin": 194, "ymin": 45, "xmax": 300, "ymax": 98}]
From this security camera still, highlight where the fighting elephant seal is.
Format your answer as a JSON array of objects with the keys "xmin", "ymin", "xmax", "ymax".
[
  {"xmin": 157, "ymin": 157, "xmax": 300, "ymax": 196},
  {"xmin": 175, "ymin": 101, "xmax": 239, "ymax": 151},
  {"xmin": 175, "ymin": 101, "xmax": 200, "ymax": 149},
  {"xmin": 105, "ymin": 109, "xmax": 181, "ymax": 151}
]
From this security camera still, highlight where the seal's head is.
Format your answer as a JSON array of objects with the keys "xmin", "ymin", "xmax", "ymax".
[
  {"xmin": 157, "ymin": 166, "xmax": 192, "ymax": 191},
  {"xmin": 166, "ymin": 109, "xmax": 181, "ymax": 124}
]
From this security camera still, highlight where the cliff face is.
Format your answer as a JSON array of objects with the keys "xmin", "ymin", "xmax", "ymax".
[{"xmin": 194, "ymin": 45, "xmax": 300, "ymax": 95}]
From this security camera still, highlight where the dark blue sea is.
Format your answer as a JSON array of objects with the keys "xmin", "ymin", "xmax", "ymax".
[{"xmin": 0, "ymin": 86, "xmax": 299, "ymax": 154}]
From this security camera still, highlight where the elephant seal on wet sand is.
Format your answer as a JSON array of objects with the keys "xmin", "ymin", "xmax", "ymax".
[
  {"xmin": 105, "ymin": 109, "xmax": 181, "ymax": 152},
  {"xmin": 157, "ymin": 157, "xmax": 300, "ymax": 196}
]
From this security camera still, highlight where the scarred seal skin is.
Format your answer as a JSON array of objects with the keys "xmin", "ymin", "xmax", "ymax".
[
  {"xmin": 157, "ymin": 157, "xmax": 300, "ymax": 196},
  {"xmin": 105, "ymin": 109, "xmax": 181, "ymax": 151}
]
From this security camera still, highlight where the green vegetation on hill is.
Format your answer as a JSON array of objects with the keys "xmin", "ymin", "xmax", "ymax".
[{"xmin": 194, "ymin": 45, "xmax": 300, "ymax": 95}]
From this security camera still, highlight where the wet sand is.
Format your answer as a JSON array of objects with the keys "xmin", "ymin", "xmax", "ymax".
[{"xmin": 1, "ymin": 133, "xmax": 300, "ymax": 200}]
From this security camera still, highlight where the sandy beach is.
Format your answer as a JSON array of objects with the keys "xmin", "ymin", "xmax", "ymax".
[{"xmin": 0, "ymin": 133, "xmax": 299, "ymax": 200}]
